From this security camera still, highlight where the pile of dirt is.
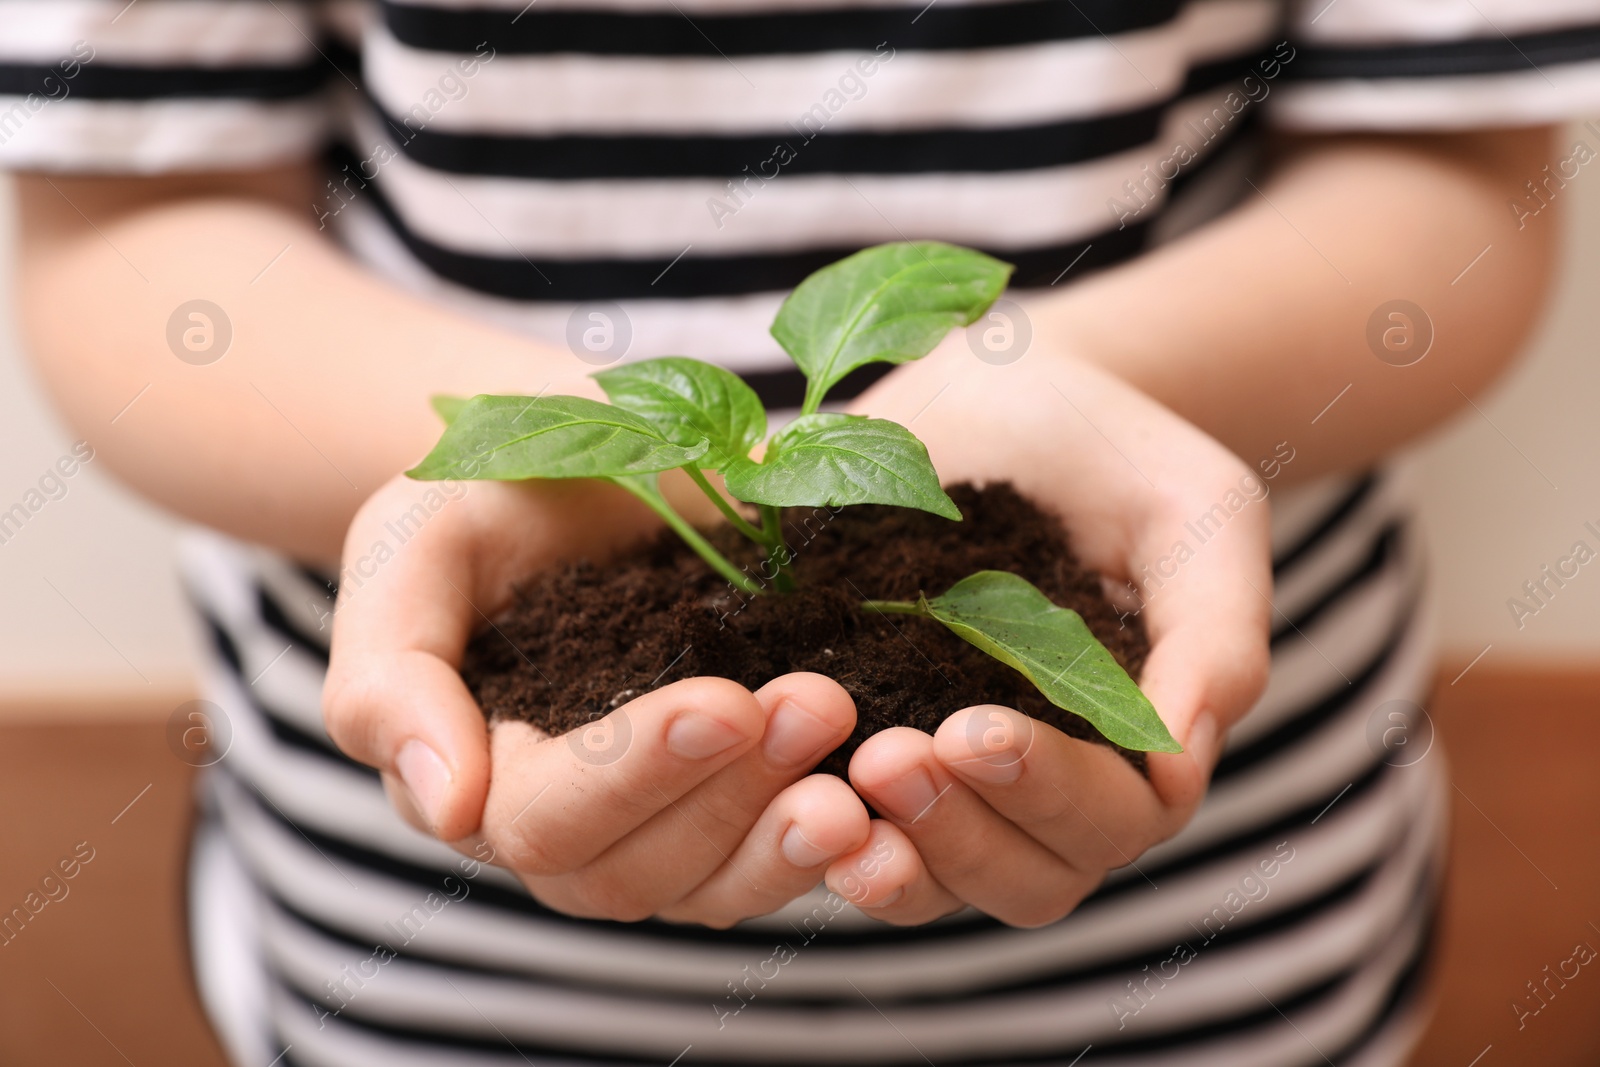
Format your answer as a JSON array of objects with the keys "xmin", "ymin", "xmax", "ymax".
[{"xmin": 461, "ymin": 482, "xmax": 1149, "ymax": 777}]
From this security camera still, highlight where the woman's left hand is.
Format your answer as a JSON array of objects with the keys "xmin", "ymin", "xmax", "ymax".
[{"xmin": 821, "ymin": 332, "xmax": 1275, "ymax": 927}]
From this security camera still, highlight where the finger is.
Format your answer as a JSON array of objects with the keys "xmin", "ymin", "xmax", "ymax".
[
  {"xmin": 1133, "ymin": 539, "xmax": 1269, "ymax": 814},
  {"xmin": 379, "ymin": 770, "xmax": 437, "ymax": 837},
  {"xmin": 1125, "ymin": 437, "xmax": 1273, "ymax": 811},
  {"xmin": 824, "ymin": 821, "xmax": 961, "ymax": 926},
  {"xmin": 324, "ymin": 476, "xmax": 650, "ymax": 842},
  {"xmin": 325, "ymin": 645, "xmax": 490, "ymax": 842},
  {"xmin": 657, "ymin": 774, "xmax": 870, "ymax": 927},
  {"xmin": 848, "ymin": 728, "xmax": 1096, "ymax": 927},
  {"xmin": 555, "ymin": 673, "xmax": 858, "ymax": 910},
  {"xmin": 478, "ymin": 676, "xmax": 768, "ymax": 876},
  {"xmin": 933, "ymin": 705, "xmax": 1220, "ymax": 868},
  {"xmin": 323, "ymin": 479, "xmax": 527, "ymax": 843},
  {"xmin": 375, "ymin": 779, "xmax": 496, "ymax": 870},
  {"xmin": 1139, "ymin": 630, "xmax": 1252, "ymax": 813}
]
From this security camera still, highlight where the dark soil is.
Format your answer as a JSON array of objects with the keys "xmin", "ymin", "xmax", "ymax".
[{"xmin": 461, "ymin": 482, "xmax": 1149, "ymax": 778}]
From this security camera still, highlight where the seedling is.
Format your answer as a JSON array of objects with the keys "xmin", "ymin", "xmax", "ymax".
[{"xmin": 410, "ymin": 242, "xmax": 1179, "ymax": 752}]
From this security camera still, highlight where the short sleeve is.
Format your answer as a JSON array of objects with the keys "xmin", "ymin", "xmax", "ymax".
[
  {"xmin": 1271, "ymin": 0, "xmax": 1600, "ymax": 130},
  {"xmin": 0, "ymin": 0, "xmax": 335, "ymax": 174}
]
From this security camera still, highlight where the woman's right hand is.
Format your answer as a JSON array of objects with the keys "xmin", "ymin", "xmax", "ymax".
[{"xmin": 323, "ymin": 473, "xmax": 872, "ymax": 926}]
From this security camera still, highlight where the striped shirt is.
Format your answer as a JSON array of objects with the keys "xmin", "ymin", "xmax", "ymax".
[{"xmin": 3, "ymin": 1, "xmax": 1596, "ymax": 1064}]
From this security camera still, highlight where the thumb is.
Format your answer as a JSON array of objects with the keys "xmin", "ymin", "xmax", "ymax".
[
  {"xmin": 1137, "ymin": 620, "xmax": 1265, "ymax": 814},
  {"xmin": 324, "ymin": 646, "xmax": 491, "ymax": 841}
]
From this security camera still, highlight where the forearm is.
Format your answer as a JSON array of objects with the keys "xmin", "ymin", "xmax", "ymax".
[
  {"xmin": 1042, "ymin": 127, "xmax": 1559, "ymax": 481},
  {"xmin": 14, "ymin": 167, "xmax": 599, "ymax": 563}
]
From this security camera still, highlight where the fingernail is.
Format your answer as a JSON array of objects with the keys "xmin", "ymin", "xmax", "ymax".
[
  {"xmin": 860, "ymin": 887, "xmax": 904, "ymax": 909},
  {"xmin": 780, "ymin": 823, "xmax": 833, "ymax": 867},
  {"xmin": 396, "ymin": 739, "xmax": 451, "ymax": 830},
  {"xmin": 666, "ymin": 714, "xmax": 747, "ymax": 760},
  {"xmin": 873, "ymin": 767, "xmax": 941, "ymax": 823},
  {"xmin": 949, "ymin": 751, "xmax": 1023, "ymax": 785},
  {"xmin": 763, "ymin": 699, "xmax": 838, "ymax": 767}
]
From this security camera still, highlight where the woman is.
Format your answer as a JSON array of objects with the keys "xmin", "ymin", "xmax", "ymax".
[{"xmin": 4, "ymin": 0, "xmax": 1589, "ymax": 1063}]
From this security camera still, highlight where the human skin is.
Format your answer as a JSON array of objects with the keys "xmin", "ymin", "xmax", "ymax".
[{"xmin": 12, "ymin": 126, "xmax": 1557, "ymax": 926}]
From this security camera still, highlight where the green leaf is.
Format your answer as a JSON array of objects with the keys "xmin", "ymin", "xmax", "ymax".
[
  {"xmin": 407, "ymin": 394, "xmax": 708, "ymax": 481},
  {"xmin": 771, "ymin": 242, "xmax": 1012, "ymax": 413},
  {"xmin": 593, "ymin": 357, "xmax": 765, "ymax": 470},
  {"xmin": 723, "ymin": 414, "xmax": 960, "ymax": 520},
  {"xmin": 431, "ymin": 394, "xmax": 469, "ymax": 425},
  {"xmin": 918, "ymin": 571, "xmax": 1179, "ymax": 753}
]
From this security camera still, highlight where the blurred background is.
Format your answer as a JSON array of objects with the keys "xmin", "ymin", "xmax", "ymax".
[{"xmin": 2, "ymin": 123, "xmax": 1598, "ymax": 1064}]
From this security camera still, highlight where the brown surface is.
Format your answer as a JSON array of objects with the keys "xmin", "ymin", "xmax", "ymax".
[
  {"xmin": 0, "ymin": 715, "xmax": 227, "ymax": 1067},
  {"xmin": 464, "ymin": 482, "xmax": 1149, "ymax": 777},
  {"xmin": 0, "ymin": 663, "xmax": 1594, "ymax": 1066},
  {"xmin": 1408, "ymin": 664, "xmax": 1600, "ymax": 1067}
]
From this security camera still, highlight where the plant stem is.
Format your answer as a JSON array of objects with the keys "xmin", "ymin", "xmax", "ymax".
[
  {"xmin": 760, "ymin": 504, "xmax": 783, "ymax": 547},
  {"xmin": 860, "ymin": 599, "xmax": 925, "ymax": 616},
  {"xmin": 612, "ymin": 477, "xmax": 764, "ymax": 594},
  {"xmin": 654, "ymin": 502, "xmax": 765, "ymax": 595},
  {"xmin": 760, "ymin": 505, "xmax": 797, "ymax": 594},
  {"xmin": 682, "ymin": 466, "xmax": 773, "ymax": 547}
]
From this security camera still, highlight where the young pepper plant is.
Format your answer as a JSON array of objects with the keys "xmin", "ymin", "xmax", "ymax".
[{"xmin": 409, "ymin": 241, "xmax": 1180, "ymax": 753}]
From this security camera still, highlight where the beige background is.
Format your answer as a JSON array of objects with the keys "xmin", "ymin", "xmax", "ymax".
[{"xmin": 2, "ymin": 130, "xmax": 1598, "ymax": 709}]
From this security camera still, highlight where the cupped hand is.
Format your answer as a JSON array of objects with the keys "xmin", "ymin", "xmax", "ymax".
[
  {"xmin": 820, "ymin": 339, "xmax": 1274, "ymax": 927},
  {"xmin": 323, "ymin": 473, "xmax": 872, "ymax": 927}
]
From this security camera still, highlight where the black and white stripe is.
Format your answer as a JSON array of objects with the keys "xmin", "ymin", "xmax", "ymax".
[
  {"xmin": 1274, "ymin": 0, "xmax": 1600, "ymax": 127},
  {"xmin": 380, "ymin": 0, "xmax": 1181, "ymax": 56},
  {"xmin": 329, "ymin": 0, "xmax": 1277, "ymax": 307}
]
